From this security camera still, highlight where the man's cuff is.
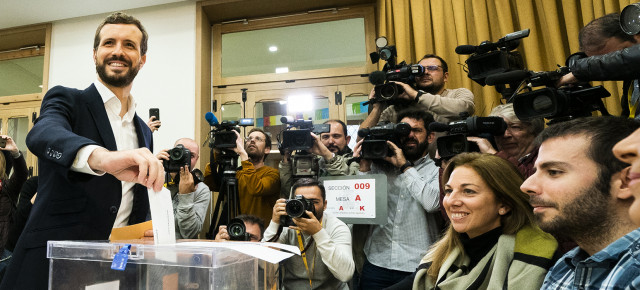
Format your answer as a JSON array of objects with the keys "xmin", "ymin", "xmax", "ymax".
[
  {"xmin": 71, "ymin": 145, "xmax": 106, "ymax": 176},
  {"xmin": 312, "ymin": 228, "xmax": 330, "ymax": 244}
]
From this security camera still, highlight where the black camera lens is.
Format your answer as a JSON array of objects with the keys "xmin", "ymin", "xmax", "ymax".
[
  {"xmin": 228, "ymin": 218, "xmax": 248, "ymax": 241},
  {"xmin": 286, "ymin": 199, "xmax": 305, "ymax": 218},
  {"xmin": 170, "ymin": 148, "xmax": 185, "ymax": 160}
]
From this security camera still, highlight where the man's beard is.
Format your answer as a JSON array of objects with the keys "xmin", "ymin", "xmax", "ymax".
[
  {"xmin": 531, "ymin": 171, "xmax": 614, "ymax": 240},
  {"xmin": 247, "ymin": 149, "xmax": 265, "ymax": 163},
  {"xmin": 401, "ymin": 137, "xmax": 429, "ymax": 161},
  {"xmin": 417, "ymin": 79, "xmax": 445, "ymax": 95},
  {"xmin": 96, "ymin": 55, "xmax": 140, "ymax": 87}
]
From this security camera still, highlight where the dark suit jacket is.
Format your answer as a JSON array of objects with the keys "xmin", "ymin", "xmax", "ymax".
[{"xmin": 0, "ymin": 84, "xmax": 153, "ymax": 290}]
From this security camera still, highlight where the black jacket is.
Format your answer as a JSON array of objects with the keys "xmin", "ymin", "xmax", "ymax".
[{"xmin": 570, "ymin": 44, "xmax": 640, "ymax": 117}]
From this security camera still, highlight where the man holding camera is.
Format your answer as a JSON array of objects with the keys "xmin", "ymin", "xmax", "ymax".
[
  {"xmin": 359, "ymin": 54, "xmax": 475, "ymax": 132},
  {"xmin": 354, "ymin": 109, "xmax": 441, "ymax": 289},
  {"xmin": 207, "ymin": 128, "xmax": 280, "ymax": 226},
  {"xmin": 264, "ymin": 178, "xmax": 354, "ymax": 289},
  {"xmin": 214, "ymin": 214, "xmax": 264, "ymax": 242},
  {"xmin": 157, "ymin": 138, "xmax": 210, "ymax": 239},
  {"xmin": 558, "ymin": 13, "xmax": 640, "ymax": 118},
  {"xmin": 280, "ymin": 120, "xmax": 360, "ymax": 197}
]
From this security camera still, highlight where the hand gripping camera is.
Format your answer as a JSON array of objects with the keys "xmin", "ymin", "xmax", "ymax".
[
  {"xmin": 357, "ymin": 122, "xmax": 411, "ymax": 159},
  {"xmin": 429, "ymin": 115, "xmax": 507, "ymax": 160},
  {"xmin": 227, "ymin": 218, "xmax": 250, "ymax": 241},
  {"xmin": 280, "ymin": 195, "xmax": 316, "ymax": 227},
  {"xmin": 209, "ymin": 118, "xmax": 254, "ymax": 149},
  {"xmin": 163, "ymin": 144, "xmax": 191, "ymax": 172},
  {"xmin": 368, "ymin": 36, "xmax": 425, "ymax": 103},
  {"xmin": 279, "ymin": 117, "xmax": 330, "ymax": 151}
]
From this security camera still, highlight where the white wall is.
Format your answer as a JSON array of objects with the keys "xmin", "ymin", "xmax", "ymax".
[{"xmin": 48, "ymin": 1, "xmax": 197, "ymax": 153}]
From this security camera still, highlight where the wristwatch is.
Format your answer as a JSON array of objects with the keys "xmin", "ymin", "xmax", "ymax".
[
  {"xmin": 399, "ymin": 160, "xmax": 413, "ymax": 172},
  {"xmin": 415, "ymin": 90, "xmax": 426, "ymax": 102}
]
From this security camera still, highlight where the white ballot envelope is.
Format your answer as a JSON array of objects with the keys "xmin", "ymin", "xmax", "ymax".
[{"xmin": 147, "ymin": 187, "xmax": 176, "ymax": 244}]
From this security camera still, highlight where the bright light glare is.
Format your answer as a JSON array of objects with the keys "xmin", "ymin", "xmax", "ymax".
[
  {"xmin": 287, "ymin": 94, "xmax": 313, "ymax": 113},
  {"xmin": 269, "ymin": 46, "xmax": 278, "ymax": 52},
  {"xmin": 275, "ymin": 67, "xmax": 289, "ymax": 73}
]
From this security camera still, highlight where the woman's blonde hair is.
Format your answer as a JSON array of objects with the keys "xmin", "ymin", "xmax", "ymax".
[
  {"xmin": 0, "ymin": 152, "xmax": 7, "ymax": 181},
  {"xmin": 425, "ymin": 152, "xmax": 535, "ymax": 281}
]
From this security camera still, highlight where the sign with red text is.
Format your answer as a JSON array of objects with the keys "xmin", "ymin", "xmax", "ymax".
[
  {"xmin": 321, "ymin": 174, "xmax": 387, "ymax": 224},
  {"xmin": 324, "ymin": 178, "xmax": 376, "ymax": 218}
]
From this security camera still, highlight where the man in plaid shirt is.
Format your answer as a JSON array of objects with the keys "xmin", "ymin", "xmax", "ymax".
[{"xmin": 520, "ymin": 116, "xmax": 640, "ymax": 289}]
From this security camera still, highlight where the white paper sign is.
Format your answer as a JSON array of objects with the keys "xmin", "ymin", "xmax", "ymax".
[
  {"xmin": 324, "ymin": 178, "xmax": 376, "ymax": 218},
  {"xmin": 147, "ymin": 187, "xmax": 176, "ymax": 244}
]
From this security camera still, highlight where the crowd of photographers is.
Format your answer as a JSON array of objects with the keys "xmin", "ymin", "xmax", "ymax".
[
  {"xmin": 191, "ymin": 9, "xmax": 640, "ymax": 290},
  {"xmin": 6, "ymin": 7, "xmax": 640, "ymax": 290}
]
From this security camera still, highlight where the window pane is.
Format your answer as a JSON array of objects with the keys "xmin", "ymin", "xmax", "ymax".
[
  {"xmin": 345, "ymin": 95, "xmax": 368, "ymax": 150},
  {"xmin": 8, "ymin": 116, "xmax": 28, "ymax": 154},
  {"xmin": 254, "ymin": 97, "xmax": 330, "ymax": 149},
  {"xmin": 0, "ymin": 56, "xmax": 44, "ymax": 96},
  {"xmin": 222, "ymin": 18, "xmax": 366, "ymax": 77},
  {"xmin": 220, "ymin": 103, "xmax": 242, "ymax": 121}
]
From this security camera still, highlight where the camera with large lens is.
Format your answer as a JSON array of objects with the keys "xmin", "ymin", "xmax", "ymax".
[
  {"xmin": 368, "ymin": 36, "xmax": 425, "ymax": 103},
  {"xmin": 279, "ymin": 116, "xmax": 330, "ymax": 151},
  {"xmin": 484, "ymin": 52, "xmax": 611, "ymax": 124},
  {"xmin": 429, "ymin": 116, "xmax": 507, "ymax": 160},
  {"xmin": 227, "ymin": 218, "xmax": 250, "ymax": 241},
  {"xmin": 209, "ymin": 118, "xmax": 255, "ymax": 149},
  {"xmin": 163, "ymin": 144, "xmax": 191, "ymax": 172},
  {"xmin": 280, "ymin": 195, "xmax": 316, "ymax": 227},
  {"xmin": 357, "ymin": 122, "xmax": 411, "ymax": 159},
  {"xmin": 456, "ymin": 29, "xmax": 530, "ymax": 98}
]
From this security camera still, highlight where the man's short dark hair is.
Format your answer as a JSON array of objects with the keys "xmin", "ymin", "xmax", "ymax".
[
  {"xmin": 536, "ymin": 116, "xmax": 640, "ymax": 191},
  {"xmin": 235, "ymin": 214, "xmax": 265, "ymax": 237},
  {"xmin": 248, "ymin": 128, "xmax": 271, "ymax": 161},
  {"xmin": 324, "ymin": 119, "xmax": 348, "ymax": 136},
  {"xmin": 291, "ymin": 178, "xmax": 326, "ymax": 201},
  {"xmin": 94, "ymin": 12, "xmax": 148, "ymax": 56},
  {"xmin": 579, "ymin": 13, "xmax": 636, "ymax": 52},
  {"xmin": 420, "ymin": 54, "xmax": 448, "ymax": 73},
  {"xmin": 397, "ymin": 109, "xmax": 435, "ymax": 134}
]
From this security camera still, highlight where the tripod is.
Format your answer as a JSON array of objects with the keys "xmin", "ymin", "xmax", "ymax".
[{"xmin": 206, "ymin": 149, "xmax": 241, "ymax": 239}]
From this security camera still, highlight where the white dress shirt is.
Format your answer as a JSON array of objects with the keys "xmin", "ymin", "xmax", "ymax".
[{"xmin": 71, "ymin": 80, "xmax": 140, "ymax": 228}]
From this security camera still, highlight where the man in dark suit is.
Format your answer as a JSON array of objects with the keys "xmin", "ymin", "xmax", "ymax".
[{"xmin": 0, "ymin": 12, "xmax": 165, "ymax": 290}]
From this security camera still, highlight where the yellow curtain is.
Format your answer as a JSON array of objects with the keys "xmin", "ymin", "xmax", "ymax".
[{"xmin": 377, "ymin": 0, "xmax": 634, "ymax": 116}]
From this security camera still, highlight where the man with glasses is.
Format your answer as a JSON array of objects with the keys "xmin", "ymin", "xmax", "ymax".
[
  {"xmin": 360, "ymin": 54, "xmax": 475, "ymax": 130},
  {"xmin": 280, "ymin": 120, "xmax": 359, "ymax": 197}
]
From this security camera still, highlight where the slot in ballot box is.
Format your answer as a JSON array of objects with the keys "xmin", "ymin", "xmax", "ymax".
[{"xmin": 47, "ymin": 240, "xmax": 289, "ymax": 290}]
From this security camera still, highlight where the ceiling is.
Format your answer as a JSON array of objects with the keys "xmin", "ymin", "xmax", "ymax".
[{"xmin": 0, "ymin": 0, "xmax": 194, "ymax": 30}]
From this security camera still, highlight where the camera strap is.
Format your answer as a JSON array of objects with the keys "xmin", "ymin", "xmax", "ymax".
[{"xmin": 295, "ymin": 220, "xmax": 322, "ymax": 289}]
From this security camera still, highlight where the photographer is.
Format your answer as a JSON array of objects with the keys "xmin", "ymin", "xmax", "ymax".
[
  {"xmin": 214, "ymin": 214, "xmax": 264, "ymax": 242},
  {"xmin": 466, "ymin": 103, "xmax": 543, "ymax": 178},
  {"xmin": 359, "ymin": 54, "xmax": 475, "ymax": 134},
  {"xmin": 557, "ymin": 13, "xmax": 640, "ymax": 118},
  {"xmin": 354, "ymin": 109, "xmax": 441, "ymax": 288},
  {"xmin": 206, "ymin": 128, "xmax": 280, "ymax": 226},
  {"xmin": 280, "ymin": 120, "xmax": 360, "ymax": 197},
  {"xmin": 157, "ymin": 138, "xmax": 210, "ymax": 239},
  {"xmin": 264, "ymin": 178, "xmax": 354, "ymax": 289}
]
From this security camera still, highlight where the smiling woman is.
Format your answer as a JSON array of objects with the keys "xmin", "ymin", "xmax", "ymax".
[{"xmin": 391, "ymin": 153, "xmax": 557, "ymax": 290}]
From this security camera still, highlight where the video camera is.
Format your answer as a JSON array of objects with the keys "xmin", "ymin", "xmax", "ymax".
[
  {"xmin": 456, "ymin": 29, "xmax": 529, "ymax": 98},
  {"xmin": 484, "ymin": 53, "xmax": 611, "ymax": 124},
  {"xmin": 279, "ymin": 116, "xmax": 331, "ymax": 151},
  {"xmin": 227, "ymin": 218, "xmax": 250, "ymax": 241},
  {"xmin": 209, "ymin": 118, "xmax": 254, "ymax": 149},
  {"xmin": 368, "ymin": 36, "xmax": 425, "ymax": 103},
  {"xmin": 280, "ymin": 195, "xmax": 316, "ymax": 227},
  {"xmin": 357, "ymin": 122, "xmax": 411, "ymax": 159},
  {"xmin": 429, "ymin": 115, "xmax": 507, "ymax": 160}
]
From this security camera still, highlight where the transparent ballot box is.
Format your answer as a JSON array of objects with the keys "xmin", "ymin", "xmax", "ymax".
[{"xmin": 47, "ymin": 240, "xmax": 284, "ymax": 290}]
